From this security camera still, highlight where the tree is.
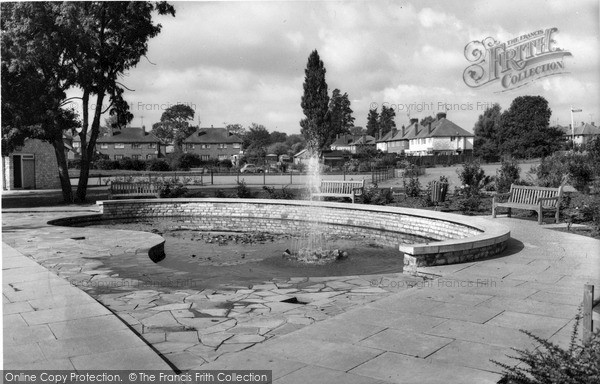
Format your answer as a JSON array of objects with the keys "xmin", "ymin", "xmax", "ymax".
[
  {"xmin": 270, "ymin": 131, "xmax": 288, "ymax": 144},
  {"xmin": 1, "ymin": 2, "xmax": 80, "ymax": 202},
  {"xmin": 267, "ymin": 142, "xmax": 291, "ymax": 157},
  {"xmin": 2, "ymin": 2, "xmax": 175, "ymax": 202},
  {"xmin": 328, "ymin": 88, "xmax": 354, "ymax": 145},
  {"xmin": 151, "ymin": 104, "xmax": 196, "ymax": 147},
  {"xmin": 243, "ymin": 123, "xmax": 271, "ymax": 151},
  {"xmin": 378, "ymin": 105, "xmax": 396, "ymax": 138},
  {"xmin": 366, "ymin": 109, "xmax": 379, "ymax": 137},
  {"xmin": 67, "ymin": 2, "xmax": 175, "ymax": 202},
  {"xmin": 300, "ymin": 50, "xmax": 330, "ymax": 154},
  {"xmin": 420, "ymin": 116, "xmax": 435, "ymax": 126},
  {"xmin": 473, "ymin": 103, "xmax": 502, "ymax": 162},
  {"xmin": 350, "ymin": 126, "xmax": 366, "ymax": 136},
  {"xmin": 498, "ymin": 96, "xmax": 561, "ymax": 158},
  {"xmin": 225, "ymin": 123, "xmax": 246, "ymax": 137},
  {"xmin": 285, "ymin": 134, "xmax": 305, "ymax": 147}
]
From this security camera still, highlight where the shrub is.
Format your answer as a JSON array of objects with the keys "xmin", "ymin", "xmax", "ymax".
[
  {"xmin": 563, "ymin": 193, "xmax": 600, "ymax": 234},
  {"xmin": 235, "ymin": 180, "xmax": 253, "ymax": 198},
  {"xmin": 214, "ymin": 189, "xmax": 227, "ymax": 198},
  {"xmin": 494, "ymin": 314, "xmax": 600, "ymax": 384},
  {"xmin": 218, "ymin": 159, "xmax": 233, "ymax": 168},
  {"xmin": 146, "ymin": 159, "xmax": 171, "ymax": 172},
  {"xmin": 262, "ymin": 185, "xmax": 295, "ymax": 199},
  {"xmin": 496, "ymin": 159, "xmax": 521, "ymax": 193},
  {"xmin": 159, "ymin": 184, "xmax": 188, "ymax": 198},
  {"xmin": 67, "ymin": 159, "xmax": 82, "ymax": 169},
  {"xmin": 457, "ymin": 161, "xmax": 488, "ymax": 197},
  {"xmin": 177, "ymin": 153, "xmax": 201, "ymax": 170},
  {"xmin": 95, "ymin": 159, "xmax": 119, "ymax": 170},
  {"xmin": 403, "ymin": 175, "xmax": 421, "ymax": 197},
  {"xmin": 533, "ymin": 152, "xmax": 594, "ymax": 193}
]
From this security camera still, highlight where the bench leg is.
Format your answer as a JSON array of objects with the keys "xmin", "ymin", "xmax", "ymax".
[
  {"xmin": 555, "ymin": 209, "xmax": 560, "ymax": 224},
  {"xmin": 492, "ymin": 204, "xmax": 496, "ymax": 218},
  {"xmin": 538, "ymin": 208, "xmax": 543, "ymax": 225}
]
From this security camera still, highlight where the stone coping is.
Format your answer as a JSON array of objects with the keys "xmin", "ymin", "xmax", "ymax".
[{"xmin": 83, "ymin": 198, "xmax": 512, "ymax": 271}]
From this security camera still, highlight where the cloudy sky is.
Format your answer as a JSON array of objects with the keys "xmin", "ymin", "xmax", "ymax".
[{"xmin": 79, "ymin": 0, "xmax": 599, "ymax": 134}]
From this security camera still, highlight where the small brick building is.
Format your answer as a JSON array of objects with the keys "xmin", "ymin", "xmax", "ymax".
[
  {"xmin": 3, "ymin": 139, "xmax": 61, "ymax": 190},
  {"xmin": 183, "ymin": 127, "xmax": 243, "ymax": 162}
]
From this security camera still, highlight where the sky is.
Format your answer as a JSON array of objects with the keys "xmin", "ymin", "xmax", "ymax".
[{"xmin": 69, "ymin": 0, "xmax": 600, "ymax": 135}]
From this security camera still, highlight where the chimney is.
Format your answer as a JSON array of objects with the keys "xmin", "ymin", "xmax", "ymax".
[
  {"xmin": 211, "ymin": 124, "xmax": 214, "ymax": 128},
  {"xmin": 410, "ymin": 118, "xmax": 419, "ymax": 125},
  {"xmin": 378, "ymin": 128, "xmax": 382, "ymax": 140},
  {"xmin": 436, "ymin": 112, "xmax": 447, "ymax": 120},
  {"xmin": 414, "ymin": 124, "xmax": 419, "ymax": 136},
  {"xmin": 592, "ymin": 122, "xmax": 596, "ymax": 126},
  {"xmin": 581, "ymin": 122, "xmax": 585, "ymax": 126},
  {"xmin": 392, "ymin": 127, "xmax": 398, "ymax": 137},
  {"xmin": 401, "ymin": 125, "xmax": 406, "ymax": 137},
  {"xmin": 428, "ymin": 122, "xmax": 433, "ymax": 134}
]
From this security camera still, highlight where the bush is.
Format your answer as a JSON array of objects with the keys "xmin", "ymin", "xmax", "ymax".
[
  {"xmin": 67, "ymin": 159, "xmax": 82, "ymax": 169},
  {"xmin": 496, "ymin": 159, "xmax": 521, "ymax": 193},
  {"xmin": 494, "ymin": 314, "xmax": 600, "ymax": 384},
  {"xmin": 235, "ymin": 180, "xmax": 253, "ymax": 198},
  {"xmin": 177, "ymin": 153, "xmax": 201, "ymax": 170},
  {"xmin": 457, "ymin": 161, "xmax": 489, "ymax": 197},
  {"xmin": 218, "ymin": 159, "xmax": 233, "ymax": 168},
  {"xmin": 564, "ymin": 193, "xmax": 600, "ymax": 234},
  {"xmin": 159, "ymin": 184, "xmax": 188, "ymax": 198},
  {"xmin": 403, "ymin": 175, "xmax": 421, "ymax": 197},
  {"xmin": 146, "ymin": 159, "xmax": 171, "ymax": 172},
  {"xmin": 95, "ymin": 159, "xmax": 119, "ymax": 170},
  {"xmin": 262, "ymin": 185, "xmax": 295, "ymax": 199},
  {"xmin": 533, "ymin": 153, "xmax": 594, "ymax": 193}
]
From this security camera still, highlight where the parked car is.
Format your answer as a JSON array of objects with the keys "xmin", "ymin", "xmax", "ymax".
[{"xmin": 240, "ymin": 164, "xmax": 264, "ymax": 173}]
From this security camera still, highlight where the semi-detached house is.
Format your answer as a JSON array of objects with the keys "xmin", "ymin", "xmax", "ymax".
[{"xmin": 183, "ymin": 127, "xmax": 243, "ymax": 163}]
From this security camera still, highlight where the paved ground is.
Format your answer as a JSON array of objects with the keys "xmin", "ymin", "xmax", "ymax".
[{"xmin": 2, "ymin": 197, "xmax": 599, "ymax": 383}]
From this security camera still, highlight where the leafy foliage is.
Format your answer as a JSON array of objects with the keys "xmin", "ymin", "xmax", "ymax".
[
  {"xmin": 366, "ymin": 109, "xmax": 379, "ymax": 137},
  {"xmin": 494, "ymin": 314, "xmax": 600, "ymax": 384},
  {"xmin": 378, "ymin": 105, "xmax": 396, "ymax": 138},
  {"xmin": 496, "ymin": 159, "xmax": 521, "ymax": 193},
  {"xmin": 262, "ymin": 185, "xmax": 295, "ymax": 199},
  {"xmin": 146, "ymin": 159, "xmax": 171, "ymax": 172},
  {"xmin": 533, "ymin": 153, "xmax": 594, "ymax": 193},
  {"xmin": 151, "ymin": 104, "xmax": 196, "ymax": 147},
  {"xmin": 473, "ymin": 103, "xmax": 502, "ymax": 162},
  {"xmin": 403, "ymin": 175, "xmax": 422, "ymax": 197},
  {"xmin": 328, "ymin": 88, "xmax": 355, "ymax": 146},
  {"xmin": 235, "ymin": 180, "xmax": 253, "ymax": 198},
  {"xmin": 498, "ymin": 96, "xmax": 562, "ymax": 158}
]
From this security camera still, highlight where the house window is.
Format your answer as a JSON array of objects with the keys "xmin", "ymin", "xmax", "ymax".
[
  {"xmin": 200, "ymin": 155, "xmax": 210, "ymax": 161},
  {"xmin": 115, "ymin": 143, "xmax": 125, "ymax": 149},
  {"xmin": 201, "ymin": 144, "xmax": 211, "ymax": 149},
  {"xmin": 114, "ymin": 155, "xmax": 123, "ymax": 160},
  {"xmin": 233, "ymin": 143, "xmax": 241, "ymax": 149},
  {"xmin": 100, "ymin": 143, "xmax": 108, "ymax": 149},
  {"xmin": 218, "ymin": 154, "xmax": 228, "ymax": 160},
  {"xmin": 132, "ymin": 155, "xmax": 141, "ymax": 160},
  {"xmin": 73, "ymin": 142, "xmax": 80, "ymax": 148},
  {"xmin": 146, "ymin": 154, "xmax": 155, "ymax": 160},
  {"xmin": 131, "ymin": 143, "xmax": 141, "ymax": 149},
  {"xmin": 450, "ymin": 136, "xmax": 456, "ymax": 141},
  {"xmin": 148, "ymin": 143, "xmax": 156, "ymax": 149},
  {"xmin": 218, "ymin": 143, "xmax": 227, "ymax": 149}
]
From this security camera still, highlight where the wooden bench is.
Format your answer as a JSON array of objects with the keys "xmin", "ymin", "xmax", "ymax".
[
  {"xmin": 310, "ymin": 180, "xmax": 365, "ymax": 204},
  {"xmin": 492, "ymin": 184, "xmax": 564, "ymax": 224},
  {"xmin": 108, "ymin": 181, "xmax": 161, "ymax": 199}
]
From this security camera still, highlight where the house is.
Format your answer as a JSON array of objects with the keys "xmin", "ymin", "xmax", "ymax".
[
  {"xmin": 330, "ymin": 134, "xmax": 376, "ymax": 153},
  {"xmin": 400, "ymin": 113, "xmax": 474, "ymax": 156},
  {"xmin": 3, "ymin": 138, "xmax": 61, "ymax": 190},
  {"xmin": 561, "ymin": 122, "xmax": 600, "ymax": 146},
  {"xmin": 183, "ymin": 126, "xmax": 242, "ymax": 163},
  {"xmin": 386, "ymin": 126, "xmax": 411, "ymax": 154},
  {"xmin": 72, "ymin": 127, "xmax": 163, "ymax": 160}
]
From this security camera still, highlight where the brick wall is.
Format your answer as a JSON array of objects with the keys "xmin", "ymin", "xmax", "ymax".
[{"xmin": 3, "ymin": 139, "xmax": 61, "ymax": 190}]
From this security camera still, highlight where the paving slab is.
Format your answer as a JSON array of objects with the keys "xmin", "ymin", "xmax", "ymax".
[
  {"xmin": 350, "ymin": 351, "xmax": 500, "ymax": 384},
  {"xmin": 358, "ymin": 328, "xmax": 454, "ymax": 358}
]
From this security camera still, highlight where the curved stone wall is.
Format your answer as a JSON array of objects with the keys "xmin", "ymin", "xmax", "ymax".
[{"xmin": 84, "ymin": 198, "xmax": 511, "ymax": 272}]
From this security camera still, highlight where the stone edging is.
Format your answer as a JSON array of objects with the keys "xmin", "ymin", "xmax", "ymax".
[{"xmin": 63, "ymin": 198, "xmax": 510, "ymax": 272}]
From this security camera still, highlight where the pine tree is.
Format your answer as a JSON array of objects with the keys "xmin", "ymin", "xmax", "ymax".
[{"xmin": 300, "ymin": 50, "xmax": 330, "ymax": 154}]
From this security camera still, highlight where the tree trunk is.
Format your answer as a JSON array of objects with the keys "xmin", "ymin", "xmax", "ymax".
[
  {"xmin": 76, "ymin": 91, "xmax": 104, "ymax": 202},
  {"xmin": 51, "ymin": 136, "xmax": 73, "ymax": 203}
]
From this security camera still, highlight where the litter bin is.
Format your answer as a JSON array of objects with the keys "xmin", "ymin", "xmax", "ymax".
[{"xmin": 431, "ymin": 181, "xmax": 448, "ymax": 204}]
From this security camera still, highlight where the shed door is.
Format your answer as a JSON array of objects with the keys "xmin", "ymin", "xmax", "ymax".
[{"xmin": 13, "ymin": 154, "xmax": 35, "ymax": 189}]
